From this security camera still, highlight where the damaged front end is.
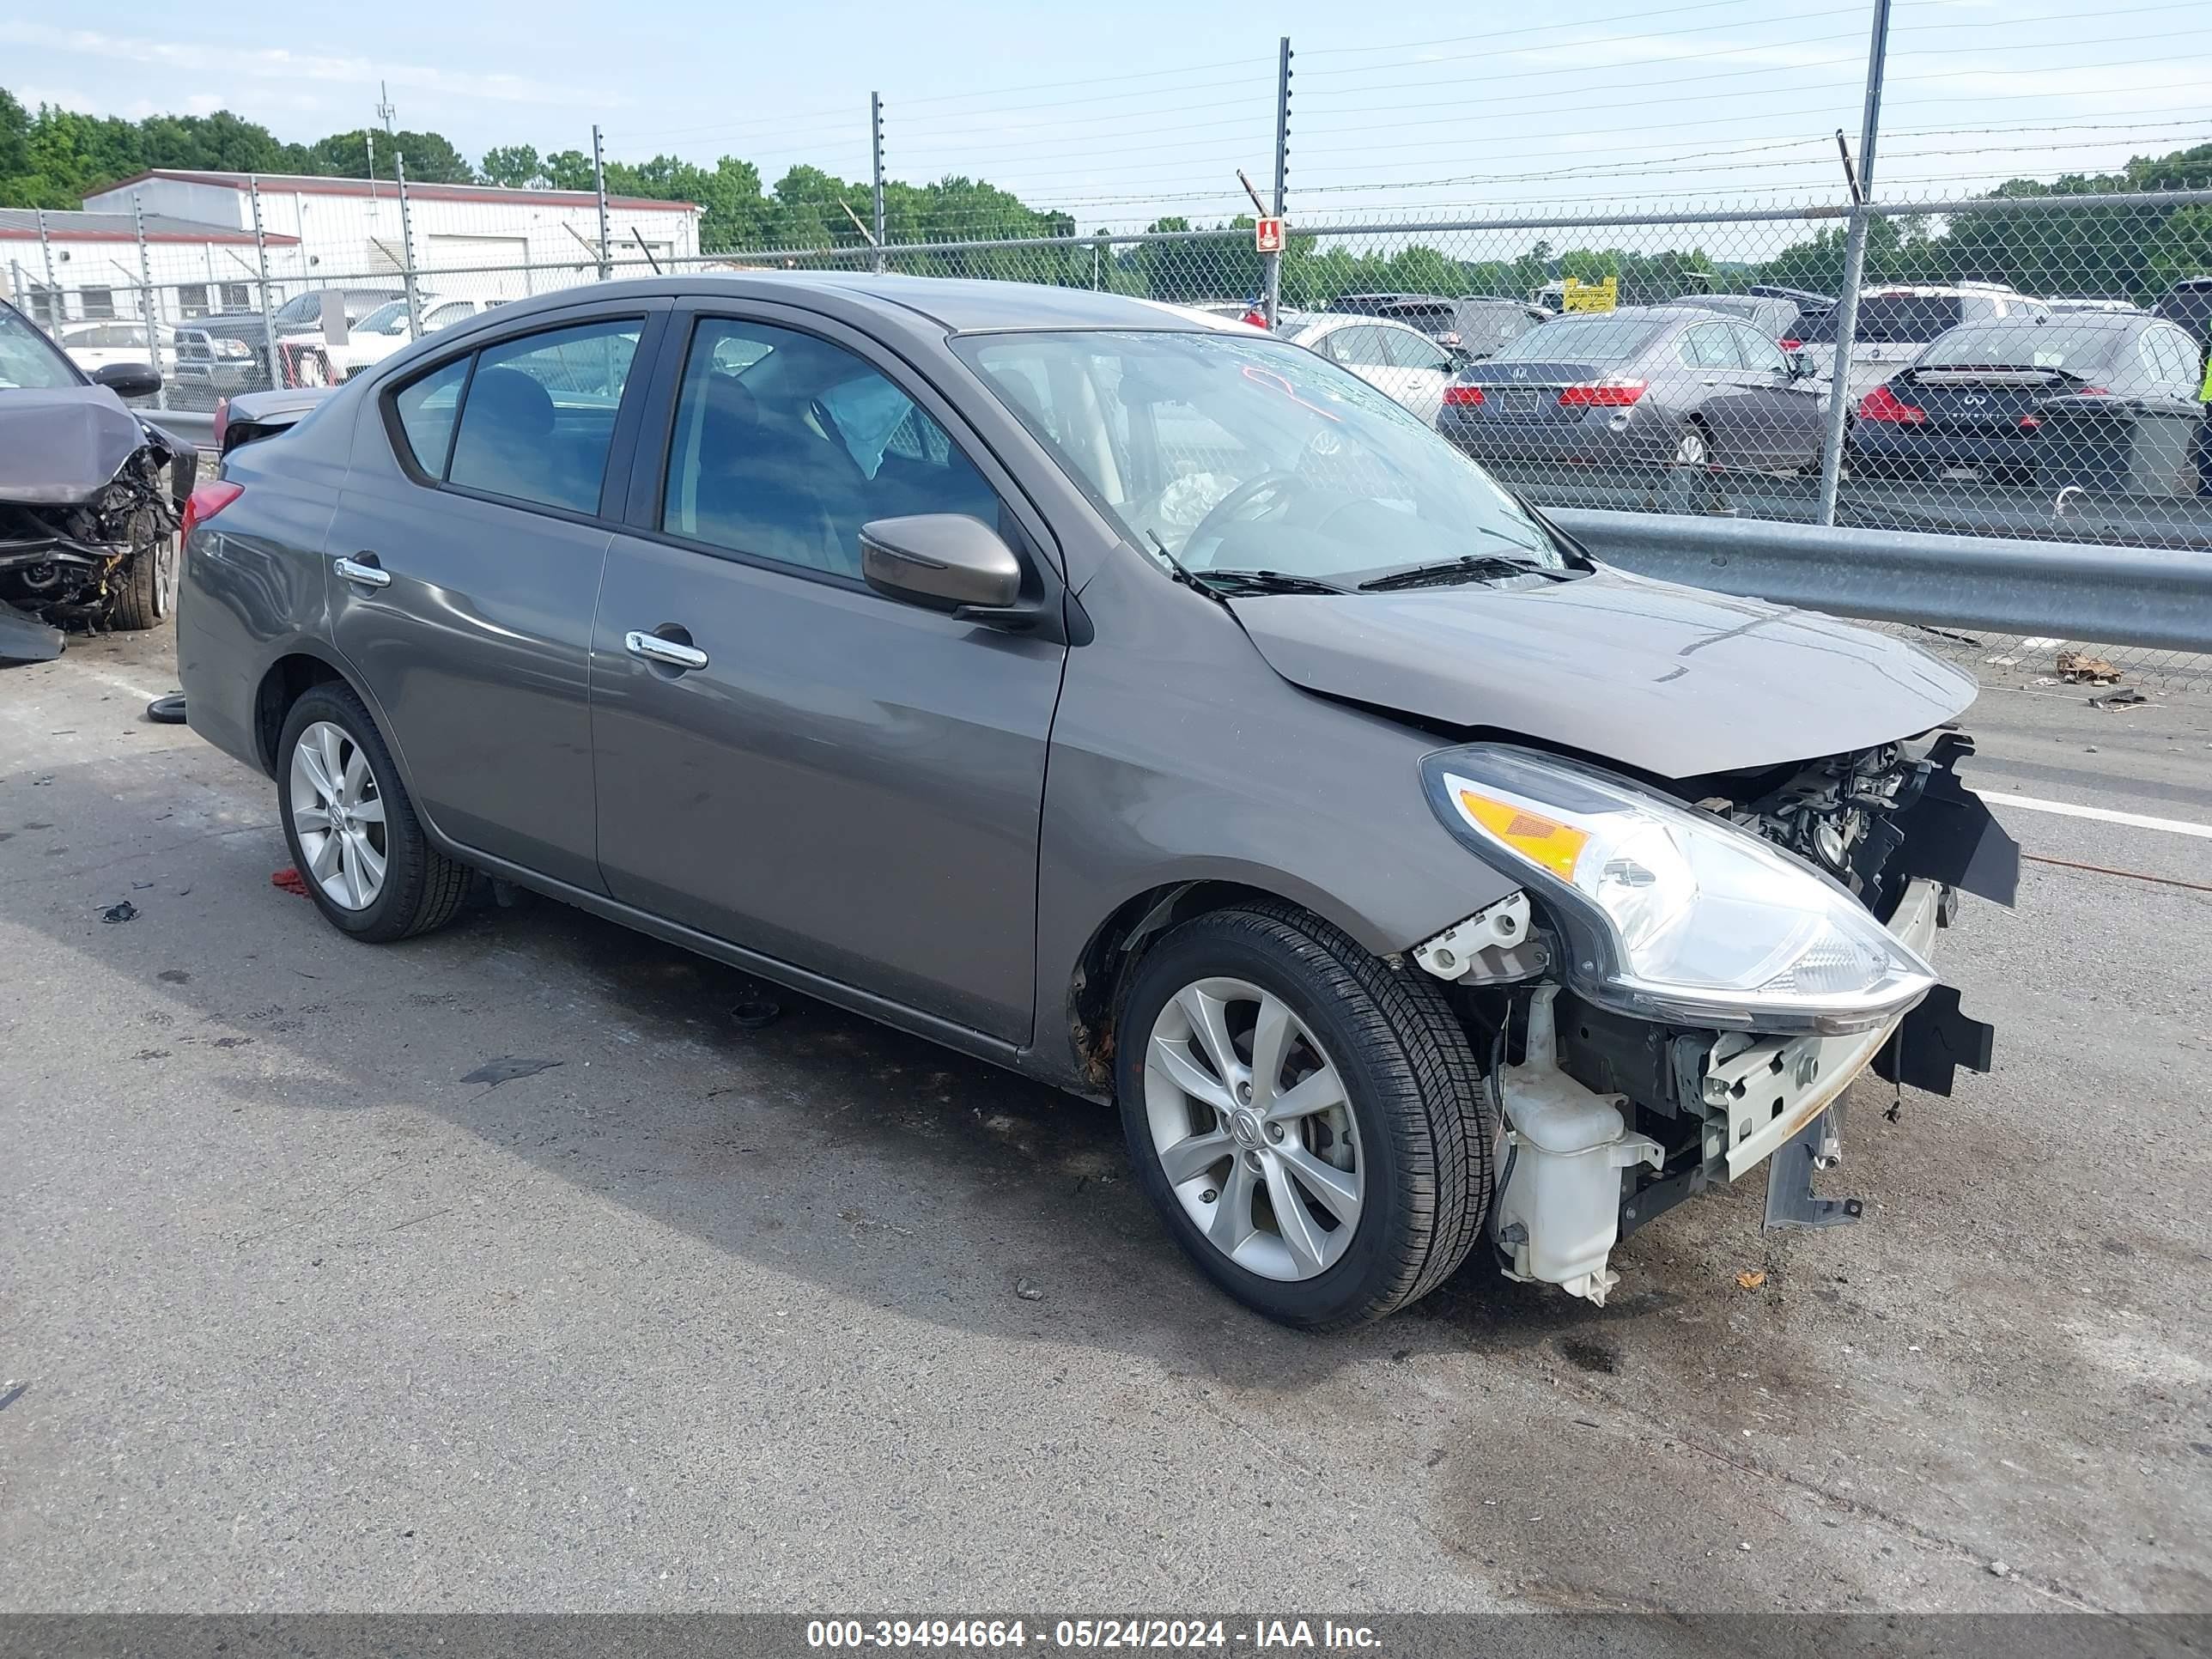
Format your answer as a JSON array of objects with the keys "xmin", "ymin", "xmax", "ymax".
[
  {"xmin": 1413, "ymin": 732, "xmax": 2017, "ymax": 1304},
  {"xmin": 0, "ymin": 388, "xmax": 195, "ymax": 632}
]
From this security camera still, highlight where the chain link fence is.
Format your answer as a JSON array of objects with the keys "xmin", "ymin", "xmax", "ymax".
[{"xmin": 7, "ymin": 5, "xmax": 2209, "ymax": 688}]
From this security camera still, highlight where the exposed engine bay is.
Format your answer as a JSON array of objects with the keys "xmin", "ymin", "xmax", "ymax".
[{"xmin": 0, "ymin": 387, "xmax": 195, "ymax": 637}]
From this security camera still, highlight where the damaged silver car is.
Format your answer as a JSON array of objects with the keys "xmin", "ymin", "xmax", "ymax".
[
  {"xmin": 1, "ymin": 296, "xmax": 195, "ymax": 656},
  {"xmin": 177, "ymin": 275, "xmax": 2014, "ymax": 1330}
]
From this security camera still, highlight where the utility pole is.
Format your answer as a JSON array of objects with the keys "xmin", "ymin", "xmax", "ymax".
[
  {"xmin": 1264, "ymin": 37, "xmax": 1291, "ymax": 329},
  {"xmin": 1815, "ymin": 0, "xmax": 1893, "ymax": 526},
  {"xmin": 366, "ymin": 128, "xmax": 377, "ymax": 204},
  {"xmin": 376, "ymin": 81, "xmax": 396, "ymax": 137},
  {"xmin": 592, "ymin": 125, "xmax": 612, "ymax": 280},
  {"xmin": 132, "ymin": 191, "xmax": 166, "ymax": 408},
  {"xmin": 870, "ymin": 92, "xmax": 887, "ymax": 274}
]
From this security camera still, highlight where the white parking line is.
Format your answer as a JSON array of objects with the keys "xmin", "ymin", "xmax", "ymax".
[{"xmin": 1981, "ymin": 790, "xmax": 2212, "ymax": 842}]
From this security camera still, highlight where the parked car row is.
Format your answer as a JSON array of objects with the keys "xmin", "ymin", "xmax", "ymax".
[
  {"xmin": 1239, "ymin": 278, "xmax": 2211, "ymax": 495},
  {"xmin": 173, "ymin": 287, "xmax": 497, "ymax": 396}
]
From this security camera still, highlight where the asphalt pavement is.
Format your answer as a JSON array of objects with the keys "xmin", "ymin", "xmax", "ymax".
[{"xmin": 2, "ymin": 623, "xmax": 2207, "ymax": 1615}]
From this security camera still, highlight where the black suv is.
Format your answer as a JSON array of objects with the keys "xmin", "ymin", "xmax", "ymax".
[{"xmin": 173, "ymin": 287, "xmax": 404, "ymax": 398}]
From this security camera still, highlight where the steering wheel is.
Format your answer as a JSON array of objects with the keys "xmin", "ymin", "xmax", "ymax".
[{"xmin": 1182, "ymin": 470, "xmax": 1306, "ymax": 560}]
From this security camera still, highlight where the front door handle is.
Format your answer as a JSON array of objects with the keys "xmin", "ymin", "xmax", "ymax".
[
  {"xmin": 332, "ymin": 554, "xmax": 391, "ymax": 589},
  {"xmin": 625, "ymin": 629, "xmax": 708, "ymax": 672}
]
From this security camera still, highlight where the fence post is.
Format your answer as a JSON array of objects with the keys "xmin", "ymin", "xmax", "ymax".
[
  {"xmin": 131, "ymin": 191, "xmax": 166, "ymax": 409},
  {"xmin": 247, "ymin": 177, "xmax": 283, "ymax": 392},
  {"xmin": 592, "ymin": 125, "xmax": 612, "ymax": 280},
  {"xmin": 870, "ymin": 92, "xmax": 888, "ymax": 274},
  {"xmin": 1814, "ymin": 0, "xmax": 1893, "ymax": 526},
  {"xmin": 7, "ymin": 258, "xmax": 24, "ymax": 313},
  {"xmin": 395, "ymin": 153, "xmax": 424, "ymax": 337},
  {"xmin": 35, "ymin": 208, "xmax": 58, "ymax": 331},
  {"xmin": 1263, "ymin": 36, "xmax": 1291, "ymax": 327}
]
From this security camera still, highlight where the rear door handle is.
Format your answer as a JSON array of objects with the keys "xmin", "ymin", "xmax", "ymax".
[
  {"xmin": 625, "ymin": 629, "xmax": 708, "ymax": 672},
  {"xmin": 332, "ymin": 554, "xmax": 391, "ymax": 589}
]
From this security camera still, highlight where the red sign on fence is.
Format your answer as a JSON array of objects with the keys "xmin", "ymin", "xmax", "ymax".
[{"xmin": 1254, "ymin": 216, "xmax": 1285, "ymax": 253}]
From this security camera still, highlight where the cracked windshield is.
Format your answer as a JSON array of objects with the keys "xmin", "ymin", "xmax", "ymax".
[{"xmin": 957, "ymin": 330, "xmax": 1569, "ymax": 591}]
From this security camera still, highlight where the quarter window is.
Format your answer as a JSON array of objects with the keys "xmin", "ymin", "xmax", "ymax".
[
  {"xmin": 1680, "ymin": 325, "xmax": 1741, "ymax": 369},
  {"xmin": 661, "ymin": 318, "xmax": 1001, "ymax": 580},
  {"xmin": 446, "ymin": 319, "xmax": 642, "ymax": 513},
  {"xmin": 392, "ymin": 356, "xmax": 470, "ymax": 476}
]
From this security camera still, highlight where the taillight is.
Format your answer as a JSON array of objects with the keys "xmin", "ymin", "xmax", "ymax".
[
  {"xmin": 180, "ymin": 481, "xmax": 243, "ymax": 544},
  {"xmin": 2077, "ymin": 386, "xmax": 2109, "ymax": 396},
  {"xmin": 1779, "ymin": 337, "xmax": 1802, "ymax": 351},
  {"xmin": 1241, "ymin": 307, "xmax": 1268, "ymax": 329},
  {"xmin": 1442, "ymin": 383, "xmax": 1486, "ymax": 406},
  {"xmin": 212, "ymin": 398, "xmax": 230, "ymax": 450},
  {"xmin": 1558, "ymin": 377, "xmax": 1646, "ymax": 407},
  {"xmin": 1856, "ymin": 384, "xmax": 1926, "ymax": 424}
]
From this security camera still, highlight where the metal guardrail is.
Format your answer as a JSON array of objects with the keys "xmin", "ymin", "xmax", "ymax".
[
  {"xmin": 148, "ymin": 409, "xmax": 217, "ymax": 447},
  {"xmin": 1550, "ymin": 507, "xmax": 2212, "ymax": 655}
]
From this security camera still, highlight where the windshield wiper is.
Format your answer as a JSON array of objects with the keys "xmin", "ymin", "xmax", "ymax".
[
  {"xmin": 1358, "ymin": 555, "xmax": 1566, "ymax": 592},
  {"xmin": 1193, "ymin": 568, "xmax": 1351, "ymax": 597}
]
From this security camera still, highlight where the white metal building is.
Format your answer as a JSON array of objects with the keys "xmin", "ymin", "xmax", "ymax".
[
  {"xmin": 1, "ymin": 208, "xmax": 298, "ymax": 327},
  {"xmin": 80, "ymin": 170, "xmax": 703, "ymax": 304}
]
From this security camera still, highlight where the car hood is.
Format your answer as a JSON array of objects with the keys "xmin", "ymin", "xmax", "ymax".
[
  {"xmin": 0, "ymin": 386, "xmax": 158, "ymax": 505},
  {"xmin": 1226, "ymin": 566, "xmax": 1977, "ymax": 779}
]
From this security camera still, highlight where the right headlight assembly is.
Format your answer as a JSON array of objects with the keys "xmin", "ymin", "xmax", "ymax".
[{"xmin": 1421, "ymin": 744, "xmax": 1935, "ymax": 1036}]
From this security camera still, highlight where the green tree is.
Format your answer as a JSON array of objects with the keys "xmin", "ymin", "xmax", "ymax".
[{"xmin": 480, "ymin": 144, "xmax": 544, "ymax": 189}]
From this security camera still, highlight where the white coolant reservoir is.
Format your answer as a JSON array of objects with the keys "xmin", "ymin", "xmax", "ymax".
[{"xmin": 1495, "ymin": 988, "xmax": 1663, "ymax": 1306}]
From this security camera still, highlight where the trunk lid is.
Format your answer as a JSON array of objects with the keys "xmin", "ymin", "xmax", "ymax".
[{"xmin": 1458, "ymin": 361, "xmax": 1607, "ymax": 422}]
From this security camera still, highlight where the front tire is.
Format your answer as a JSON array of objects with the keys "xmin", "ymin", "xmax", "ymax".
[
  {"xmin": 1114, "ymin": 904, "xmax": 1492, "ymax": 1329},
  {"xmin": 276, "ymin": 683, "xmax": 471, "ymax": 942},
  {"xmin": 108, "ymin": 514, "xmax": 176, "ymax": 631}
]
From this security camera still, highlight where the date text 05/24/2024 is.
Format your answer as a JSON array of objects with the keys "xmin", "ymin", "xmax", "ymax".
[{"xmin": 805, "ymin": 1620, "xmax": 1382, "ymax": 1650}]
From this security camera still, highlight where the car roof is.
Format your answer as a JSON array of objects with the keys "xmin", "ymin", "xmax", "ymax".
[{"xmin": 485, "ymin": 271, "xmax": 1222, "ymax": 335}]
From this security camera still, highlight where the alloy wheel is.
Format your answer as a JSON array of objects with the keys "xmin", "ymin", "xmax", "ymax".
[
  {"xmin": 1143, "ymin": 976, "xmax": 1363, "ymax": 1282},
  {"xmin": 288, "ymin": 720, "xmax": 389, "ymax": 910},
  {"xmin": 1674, "ymin": 425, "xmax": 1711, "ymax": 467}
]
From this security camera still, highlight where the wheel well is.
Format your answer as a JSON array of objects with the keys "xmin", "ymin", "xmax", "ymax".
[
  {"xmin": 252, "ymin": 653, "xmax": 344, "ymax": 773},
  {"xmin": 1066, "ymin": 879, "xmax": 1315, "ymax": 1091}
]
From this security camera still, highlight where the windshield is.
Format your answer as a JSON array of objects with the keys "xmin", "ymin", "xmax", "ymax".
[
  {"xmin": 1487, "ymin": 315, "xmax": 1664, "ymax": 364},
  {"xmin": 953, "ymin": 329, "xmax": 1561, "ymax": 585},
  {"xmin": 0, "ymin": 307, "xmax": 80, "ymax": 390},
  {"xmin": 1919, "ymin": 322, "xmax": 2122, "ymax": 373}
]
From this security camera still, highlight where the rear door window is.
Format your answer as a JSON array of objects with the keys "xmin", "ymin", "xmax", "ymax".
[
  {"xmin": 1381, "ymin": 327, "xmax": 1450, "ymax": 371},
  {"xmin": 1325, "ymin": 325, "xmax": 1394, "ymax": 368},
  {"xmin": 447, "ymin": 319, "xmax": 643, "ymax": 514},
  {"xmin": 1731, "ymin": 325, "xmax": 1789, "ymax": 374}
]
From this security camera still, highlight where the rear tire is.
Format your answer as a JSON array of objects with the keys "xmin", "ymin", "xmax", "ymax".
[
  {"xmin": 276, "ymin": 682, "xmax": 471, "ymax": 943},
  {"xmin": 1114, "ymin": 903, "xmax": 1492, "ymax": 1330}
]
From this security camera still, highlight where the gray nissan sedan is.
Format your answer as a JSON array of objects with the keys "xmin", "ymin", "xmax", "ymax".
[{"xmin": 177, "ymin": 274, "xmax": 2014, "ymax": 1330}]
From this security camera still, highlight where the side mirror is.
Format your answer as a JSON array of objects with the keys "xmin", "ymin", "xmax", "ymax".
[
  {"xmin": 91, "ymin": 361, "xmax": 162, "ymax": 399},
  {"xmin": 1786, "ymin": 352, "xmax": 1814, "ymax": 380},
  {"xmin": 860, "ymin": 514, "xmax": 1035, "ymax": 628}
]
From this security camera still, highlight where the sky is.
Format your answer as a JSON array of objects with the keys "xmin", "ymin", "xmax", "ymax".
[{"xmin": 4, "ymin": 0, "xmax": 2207, "ymax": 235}]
